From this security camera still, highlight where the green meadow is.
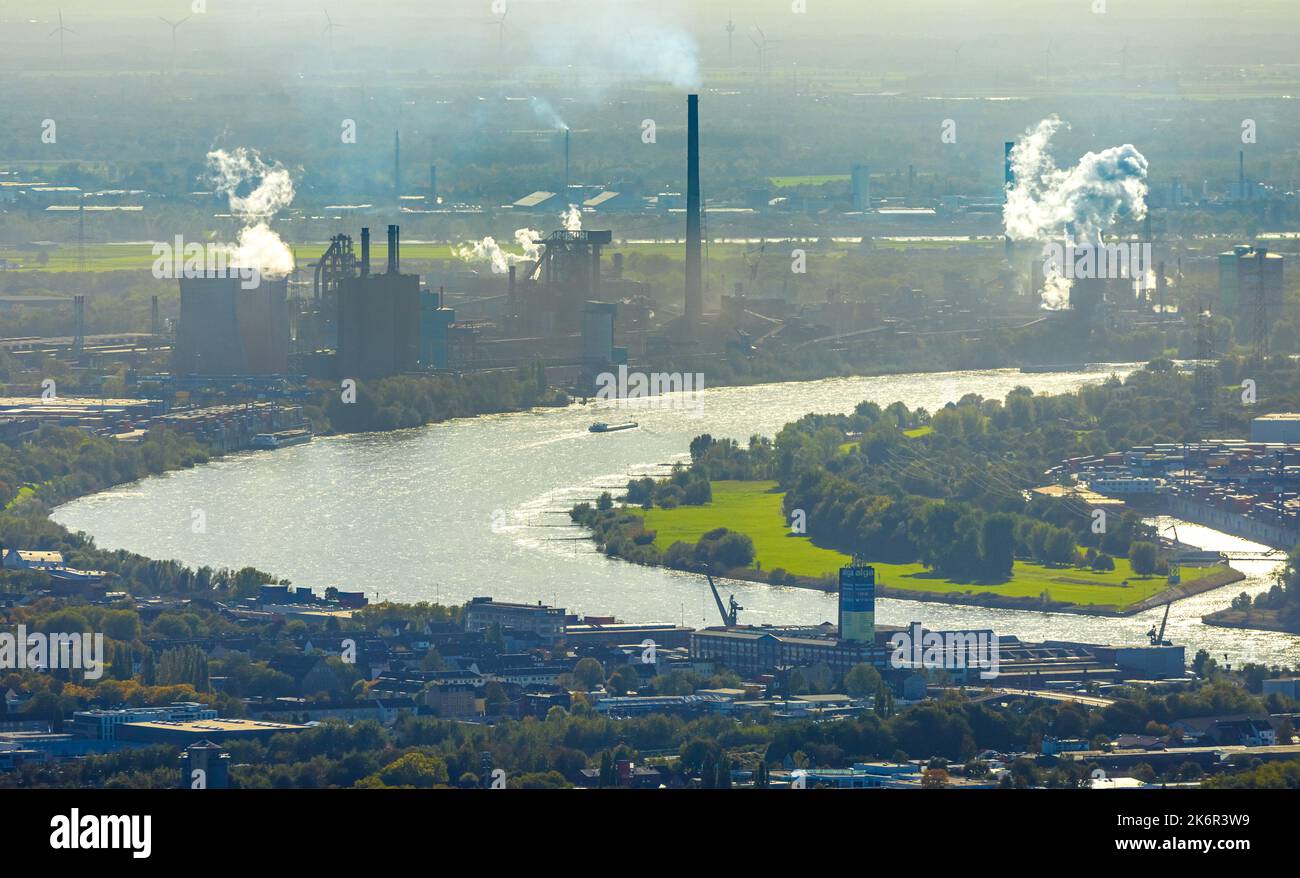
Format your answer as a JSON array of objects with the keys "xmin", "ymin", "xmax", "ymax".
[{"xmin": 632, "ymin": 480, "xmax": 1224, "ymax": 611}]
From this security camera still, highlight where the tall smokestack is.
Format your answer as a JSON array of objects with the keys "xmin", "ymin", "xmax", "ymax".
[
  {"xmin": 564, "ymin": 129, "xmax": 571, "ymax": 196},
  {"xmin": 1157, "ymin": 261, "xmax": 1166, "ymax": 320},
  {"xmin": 1003, "ymin": 141, "xmax": 1015, "ymax": 264},
  {"xmin": 685, "ymin": 94, "xmax": 703, "ymax": 330},
  {"xmin": 1239, "ymin": 149, "xmax": 1246, "ymax": 200},
  {"xmin": 387, "ymin": 224, "xmax": 399, "ymax": 273},
  {"xmin": 394, "ymin": 130, "xmax": 401, "ymax": 203},
  {"xmin": 429, "ymin": 163, "xmax": 437, "ymax": 204},
  {"xmin": 361, "ymin": 227, "xmax": 371, "ymax": 276}
]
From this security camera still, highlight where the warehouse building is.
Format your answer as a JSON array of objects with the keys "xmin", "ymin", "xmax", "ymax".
[{"xmin": 116, "ymin": 718, "xmax": 308, "ymax": 745}]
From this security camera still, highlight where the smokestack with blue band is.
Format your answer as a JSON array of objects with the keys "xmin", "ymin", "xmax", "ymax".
[{"xmin": 685, "ymin": 94, "xmax": 703, "ymax": 333}]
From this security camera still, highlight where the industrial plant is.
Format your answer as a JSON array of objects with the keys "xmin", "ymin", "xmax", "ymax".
[{"xmin": 6, "ymin": 0, "xmax": 1300, "ymax": 824}]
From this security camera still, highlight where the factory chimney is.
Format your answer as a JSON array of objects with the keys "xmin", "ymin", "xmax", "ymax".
[
  {"xmin": 1003, "ymin": 141, "xmax": 1015, "ymax": 265},
  {"xmin": 564, "ymin": 129, "xmax": 571, "ymax": 197},
  {"xmin": 360, "ymin": 227, "xmax": 371, "ymax": 276},
  {"xmin": 387, "ymin": 224, "xmax": 399, "ymax": 274},
  {"xmin": 1157, "ymin": 261, "xmax": 1166, "ymax": 321},
  {"xmin": 73, "ymin": 295, "xmax": 85, "ymax": 362},
  {"xmin": 429, "ymin": 163, "xmax": 437, "ymax": 204},
  {"xmin": 685, "ymin": 93, "xmax": 703, "ymax": 331},
  {"xmin": 1239, "ymin": 149, "xmax": 1246, "ymax": 200},
  {"xmin": 394, "ymin": 130, "xmax": 401, "ymax": 203}
]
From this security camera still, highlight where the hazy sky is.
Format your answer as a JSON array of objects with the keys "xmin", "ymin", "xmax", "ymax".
[{"xmin": 3, "ymin": 0, "xmax": 1299, "ymax": 83}]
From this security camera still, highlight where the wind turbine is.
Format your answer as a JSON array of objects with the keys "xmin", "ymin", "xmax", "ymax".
[
  {"xmin": 322, "ymin": 8, "xmax": 343, "ymax": 59},
  {"xmin": 49, "ymin": 10, "xmax": 75, "ymax": 63},
  {"xmin": 159, "ymin": 16, "xmax": 189, "ymax": 69},
  {"xmin": 490, "ymin": 7, "xmax": 508, "ymax": 53},
  {"xmin": 751, "ymin": 24, "xmax": 777, "ymax": 80}
]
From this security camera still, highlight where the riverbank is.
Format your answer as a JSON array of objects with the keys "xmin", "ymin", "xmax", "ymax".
[
  {"xmin": 1202, "ymin": 607, "xmax": 1300, "ymax": 634},
  {"xmin": 52, "ymin": 363, "xmax": 1300, "ymax": 666}
]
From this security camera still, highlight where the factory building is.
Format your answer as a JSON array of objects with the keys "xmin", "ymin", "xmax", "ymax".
[
  {"xmin": 851, "ymin": 164, "xmax": 871, "ymax": 211},
  {"xmin": 116, "ymin": 718, "xmax": 308, "ymax": 745},
  {"xmin": 173, "ymin": 274, "xmax": 289, "ymax": 376},
  {"xmin": 1250, "ymin": 413, "xmax": 1300, "ymax": 444},
  {"xmin": 463, "ymin": 597, "xmax": 565, "ymax": 646},
  {"xmin": 581, "ymin": 300, "xmax": 617, "ymax": 384},
  {"xmin": 419, "ymin": 289, "xmax": 457, "ymax": 369},
  {"xmin": 513, "ymin": 191, "xmax": 564, "ymax": 212},
  {"xmin": 507, "ymin": 229, "xmax": 612, "ymax": 337},
  {"xmin": 178, "ymin": 741, "xmax": 230, "ymax": 790},
  {"xmin": 838, "ymin": 562, "xmax": 876, "ymax": 643},
  {"xmin": 336, "ymin": 225, "xmax": 421, "ymax": 379},
  {"xmin": 1218, "ymin": 244, "xmax": 1283, "ymax": 320}
]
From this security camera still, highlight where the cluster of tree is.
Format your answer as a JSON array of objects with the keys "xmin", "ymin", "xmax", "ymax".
[
  {"xmin": 569, "ymin": 503, "xmax": 755, "ymax": 573},
  {"xmin": 316, "ymin": 363, "xmax": 567, "ymax": 434},
  {"xmin": 0, "ymin": 423, "xmax": 208, "ymax": 511},
  {"xmin": 662, "ymin": 528, "xmax": 756, "ymax": 573},
  {"xmin": 1233, "ymin": 545, "xmax": 1300, "ymax": 631},
  {"xmin": 623, "ymin": 466, "xmax": 712, "ymax": 509},
  {"xmin": 653, "ymin": 368, "xmax": 1255, "ymax": 581}
]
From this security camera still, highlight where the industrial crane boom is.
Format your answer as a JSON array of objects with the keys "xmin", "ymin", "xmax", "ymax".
[{"xmin": 705, "ymin": 573, "xmax": 740, "ymax": 626}]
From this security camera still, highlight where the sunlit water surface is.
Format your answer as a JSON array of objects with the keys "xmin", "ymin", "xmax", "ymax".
[{"xmin": 53, "ymin": 365, "xmax": 1300, "ymax": 667}]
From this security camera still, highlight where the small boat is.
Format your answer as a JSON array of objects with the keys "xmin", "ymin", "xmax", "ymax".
[
  {"xmin": 1019, "ymin": 363, "xmax": 1089, "ymax": 373},
  {"xmin": 251, "ymin": 427, "xmax": 313, "ymax": 449},
  {"xmin": 589, "ymin": 421, "xmax": 638, "ymax": 433}
]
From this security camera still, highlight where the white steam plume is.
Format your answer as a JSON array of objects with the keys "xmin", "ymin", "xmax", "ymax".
[
  {"xmin": 455, "ymin": 228, "xmax": 543, "ymax": 274},
  {"xmin": 530, "ymin": 4, "xmax": 701, "ymax": 90},
  {"xmin": 205, "ymin": 147, "xmax": 296, "ymax": 278},
  {"xmin": 530, "ymin": 97, "xmax": 569, "ymax": 131},
  {"xmin": 1040, "ymin": 271, "xmax": 1072, "ymax": 311},
  {"xmin": 1003, "ymin": 116, "xmax": 1148, "ymax": 245},
  {"xmin": 561, "ymin": 204, "xmax": 582, "ymax": 232}
]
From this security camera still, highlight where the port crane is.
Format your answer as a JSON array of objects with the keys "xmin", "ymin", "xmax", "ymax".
[
  {"xmin": 1147, "ymin": 602, "xmax": 1173, "ymax": 646},
  {"xmin": 705, "ymin": 572, "xmax": 742, "ymax": 626}
]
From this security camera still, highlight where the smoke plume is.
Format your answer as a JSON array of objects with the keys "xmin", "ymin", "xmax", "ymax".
[
  {"xmin": 530, "ymin": 3, "xmax": 701, "ymax": 90},
  {"xmin": 1003, "ymin": 116, "xmax": 1148, "ymax": 244},
  {"xmin": 561, "ymin": 204, "xmax": 582, "ymax": 232},
  {"xmin": 455, "ymin": 227, "xmax": 542, "ymax": 274},
  {"xmin": 530, "ymin": 97, "xmax": 569, "ymax": 131},
  {"xmin": 205, "ymin": 147, "xmax": 296, "ymax": 278}
]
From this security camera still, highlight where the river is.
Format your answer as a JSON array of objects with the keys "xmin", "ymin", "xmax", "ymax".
[{"xmin": 52, "ymin": 364, "xmax": 1300, "ymax": 667}]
